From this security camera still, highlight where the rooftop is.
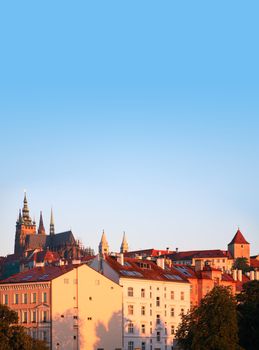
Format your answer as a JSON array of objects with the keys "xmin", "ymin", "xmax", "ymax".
[
  {"xmin": 0, "ymin": 265, "xmax": 76, "ymax": 284},
  {"xmin": 228, "ymin": 229, "xmax": 249, "ymax": 245},
  {"xmin": 105, "ymin": 256, "xmax": 189, "ymax": 283}
]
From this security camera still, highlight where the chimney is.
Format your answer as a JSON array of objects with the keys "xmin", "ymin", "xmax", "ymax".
[
  {"xmin": 166, "ymin": 247, "xmax": 169, "ymax": 253},
  {"xmin": 195, "ymin": 259, "xmax": 204, "ymax": 272},
  {"xmin": 157, "ymin": 258, "xmax": 165, "ymax": 269},
  {"xmin": 232, "ymin": 269, "xmax": 237, "ymax": 281},
  {"xmin": 176, "ymin": 247, "xmax": 178, "ymax": 253},
  {"xmin": 250, "ymin": 270, "xmax": 255, "ymax": 280},
  {"xmin": 237, "ymin": 269, "xmax": 242, "ymax": 282},
  {"xmin": 118, "ymin": 253, "xmax": 124, "ymax": 266}
]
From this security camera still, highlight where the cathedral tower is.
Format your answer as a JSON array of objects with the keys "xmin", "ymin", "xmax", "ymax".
[{"xmin": 14, "ymin": 192, "xmax": 36, "ymax": 255}]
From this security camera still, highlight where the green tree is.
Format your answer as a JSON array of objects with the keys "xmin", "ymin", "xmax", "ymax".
[
  {"xmin": 176, "ymin": 286, "xmax": 242, "ymax": 350},
  {"xmin": 237, "ymin": 280, "xmax": 259, "ymax": 350},
  {"xmin": 0, "ymin": 304, "xmax": 48, "ymax": 350},
  {"xmin": 233, "ymin": 257, "xmax": 251, "ymax": 273}
]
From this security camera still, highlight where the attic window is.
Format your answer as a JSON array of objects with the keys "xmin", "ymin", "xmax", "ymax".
[{"xmin": 164, "ymin": 274, "xmax": 182, "ymax": 280}]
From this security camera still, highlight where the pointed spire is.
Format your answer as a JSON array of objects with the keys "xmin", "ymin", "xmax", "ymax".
[
  {"xmin": 99, "ymin": 230, "xmax": 109, "ymax": 255},
  {"xmin": 120, "ymin": 231, "xmax": 129, "ymax": 253},
  {"xmin": 38, "ymin": 211, "xmax": 46, "ymax": 235},
  {"xmin": 22, "ymin": 191, "xmax": 32, "ymax": 224},
  {"xmin": 50, "ymin": 208, "xmax": 55, "ymax": 236}
]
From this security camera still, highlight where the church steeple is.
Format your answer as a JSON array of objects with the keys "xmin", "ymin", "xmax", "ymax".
[
  {"xmin": 120, "ymin": 231, "xmax": 129, "ymax": 253},
  {"xmin": 22, "ymin": 191, "xmax": 32, "ymax": 224},
  {"xmin": 38, "ymin": 211, "xmax": 46, "ymax": 235},
  {"xmin": 50, "ymin": 208, "xmax": 55, "ymax": 236},
  {"xmin": 99, "ymin": 230, "xmax": 109, "ymax": 256}
]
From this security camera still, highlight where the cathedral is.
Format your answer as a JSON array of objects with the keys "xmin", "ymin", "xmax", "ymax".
[{"xmin": 14, "ymin": 193, "xmax": 82, "ymax": 259}]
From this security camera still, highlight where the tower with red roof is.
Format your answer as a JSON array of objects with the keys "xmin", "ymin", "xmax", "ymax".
[{"xmin": 228, "ymin": 228, "xmax": 250, "ymax": 263}]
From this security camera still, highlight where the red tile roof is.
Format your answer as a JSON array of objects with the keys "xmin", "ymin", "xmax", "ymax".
[
  {"xmin": 168, "ymin": 249, "xmax": 231, "ymax": 261},
  {"xmin": 228, "ymin": 229, "xmax": 249, "ymax": 245},
  {"xmin": 250, "ymin": 257, "xmax": 259, "ymax": 268},
  {"xmin": 125, "ymin": 249, "xmax": 173, "ymax": 258},
  {"xmin": 106, "ymin": 256, "xmax": 189, "ymax": 283},
  {"xmin": 0, "ymin": 265, "xmax": 76, "ymax": 284}
]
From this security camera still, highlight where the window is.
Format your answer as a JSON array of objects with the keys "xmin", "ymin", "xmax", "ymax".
[
  {"xmin": 171, "ymin": 325, "xmax": 175, "ymax": 335},
  {"xmin": 23, "ymin": 311, "xmax": 28, "ymax": 323},
  {"xmin": 156, "ymin": 331, "xmax": 161, "ymax": 341},
  {"xmin": 128, "ymin": 322, "xmax": 134, "ymax": 333},
  {"xmin": 156, "ymin": 314, "xmax": 161, "ymax": 325},
  {"xmin": 150, "ymin": 291, "xmax": 152, "ymax": 298},
  {"xmin": 4, "ymin": 294, "xmax": 8, "ymax": 305},
  {"xmin": 171, "ymin": 307, "xmax": 175, "ymax": 317},
  {"xmin": 141, "ymin": 288, "xmax": 145, "ymax": 297},
  {"xmin": 156, "ymin": 297, "xmax": 160, "ymax": 307},
  {"xmin": 43, "ymin": 311, "xmax": 47, "ymax": 322},
  {"xmin": 128, "ymin": 287, "xmax": 133, "ymax": 297},
  {"xmin": 141, "ymin": 305, "xmax": 146, "ymax": 316},
  {"xmin": 141, "ymin": 342, "xmax": 146, "ymax": 350},
  {"xmin": 42, "ymin": 331, "xmax": 47, "ymax": 341},
  {"xmin": 128, "ymin": 341, "xmax": 134, "ymax": 350},
  {"xmin": 171, "ymin": 291, "xmax": 174, "ymax": 300},
  {"xmin": 128, "ymin": 305, "xmax": 134, "ymax": 315},
  {"xmin": 14, "ymin": 294, "xmax": 19, "ymax": 304},
  {"xmin": 141, "ymin": 324, "xmax": 146, "ymax": 334},
  {"xmin": 42, "ymin": 292, "xmax": 47, "ymax": 303},
  {"xmin": 181, "ymin": 291, "xmax": 184, "ymax": 300},
  {"xmin": 23, "ymin": 293, "xmax": 28, "ymax": 304},
  {"xmin": 181, "ymin": 308, "xmax": 184, "ymax": 315},
  {"xmin": 32, "ymin": 311, "xmax": 36, "ymax": 323},
  {"xmin": 32, "ymin": 293, "xmax": 36, "ymax": 303}
]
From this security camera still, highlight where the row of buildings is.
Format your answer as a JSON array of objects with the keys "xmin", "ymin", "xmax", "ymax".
[{"xmin": 0, "ymin": 194, "xmax": 259, "ymax": 350}]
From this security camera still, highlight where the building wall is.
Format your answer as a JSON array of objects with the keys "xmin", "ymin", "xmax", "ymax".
[
  {"xmin": 0, "ymin": 282, "xmax": 51, "ymax": 346},
  {"xmin": 51, "ymin": 264, "xmax": 123, "ymax": 350},
  {"xmin": 93, "ymin": 259, "xmax": 190, "ymax": 350},
  {"xmin": 228, "ymin": 243, "xmax": 250, "ymax": 262}
]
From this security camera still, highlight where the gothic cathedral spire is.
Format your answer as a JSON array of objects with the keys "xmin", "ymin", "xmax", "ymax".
[
  {"xmin": 38, "ymin": 211, "xmax": 46, "ymax": 235},
  {"xmin": 50, "ymin": 208, "xmax": 55, "ymax": 236}
]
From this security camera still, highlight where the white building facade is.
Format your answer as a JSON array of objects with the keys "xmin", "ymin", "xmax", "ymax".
[{"xmin": 91, "ymin": 254, "xmax": 190, "ymax": 350}]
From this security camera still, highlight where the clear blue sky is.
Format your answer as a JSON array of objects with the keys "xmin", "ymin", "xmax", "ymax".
[{"xmin": 0, "ymin": 1, "xmax": 259, "ymax": 256}]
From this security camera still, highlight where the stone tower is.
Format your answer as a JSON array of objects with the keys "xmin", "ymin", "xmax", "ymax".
[
  {"xmin": 228, "ymin": 228, "xmax": 250, "ymax": 263},
  {"xmin": 14, "ymin": 193, "xmax": 36, "ymax": 256},
  {"xmin": 120, "ymin": 231, "xmax": 129, "ymax": 253},
  {"xmin": 99, "ymin": 230, "xmax": 109, "ymax": 256}
]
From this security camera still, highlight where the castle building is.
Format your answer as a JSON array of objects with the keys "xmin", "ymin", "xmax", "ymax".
[{"xmin": 14, "ymin": 193, "xmax": 81, "ymax": 260}]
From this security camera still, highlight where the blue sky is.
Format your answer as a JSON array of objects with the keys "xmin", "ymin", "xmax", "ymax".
[{"xmin": 0, "ymin": 1, "xmax": 259, "ymax": 256}]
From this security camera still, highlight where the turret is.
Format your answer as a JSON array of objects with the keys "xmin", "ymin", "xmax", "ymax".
[
  {"xmin": 120, "ymin": 231, "xmax": 129, "ymax": 253},
  {"xmin": 228, "ymin": 228, "xmax": 250, "ymax": 263},
  {"xmin": 99, "ymin": 230, "xmax": 109, "ymax": 256}
]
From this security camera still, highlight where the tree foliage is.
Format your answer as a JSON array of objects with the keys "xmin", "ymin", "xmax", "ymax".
[
  {"xmin": 237, "ymin": 280, "xmax": 259, "ymax": 350},
  {"xmin": 233, "ymin": 257, "xmax": 252, "ymax": 273},
  {"xmin": 0, "ymin": 304, "xmax": 49, "ymax": 350},
  {"xmin": 176, "ymin": 286, "xmax": 241, "ymax": 350}
]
